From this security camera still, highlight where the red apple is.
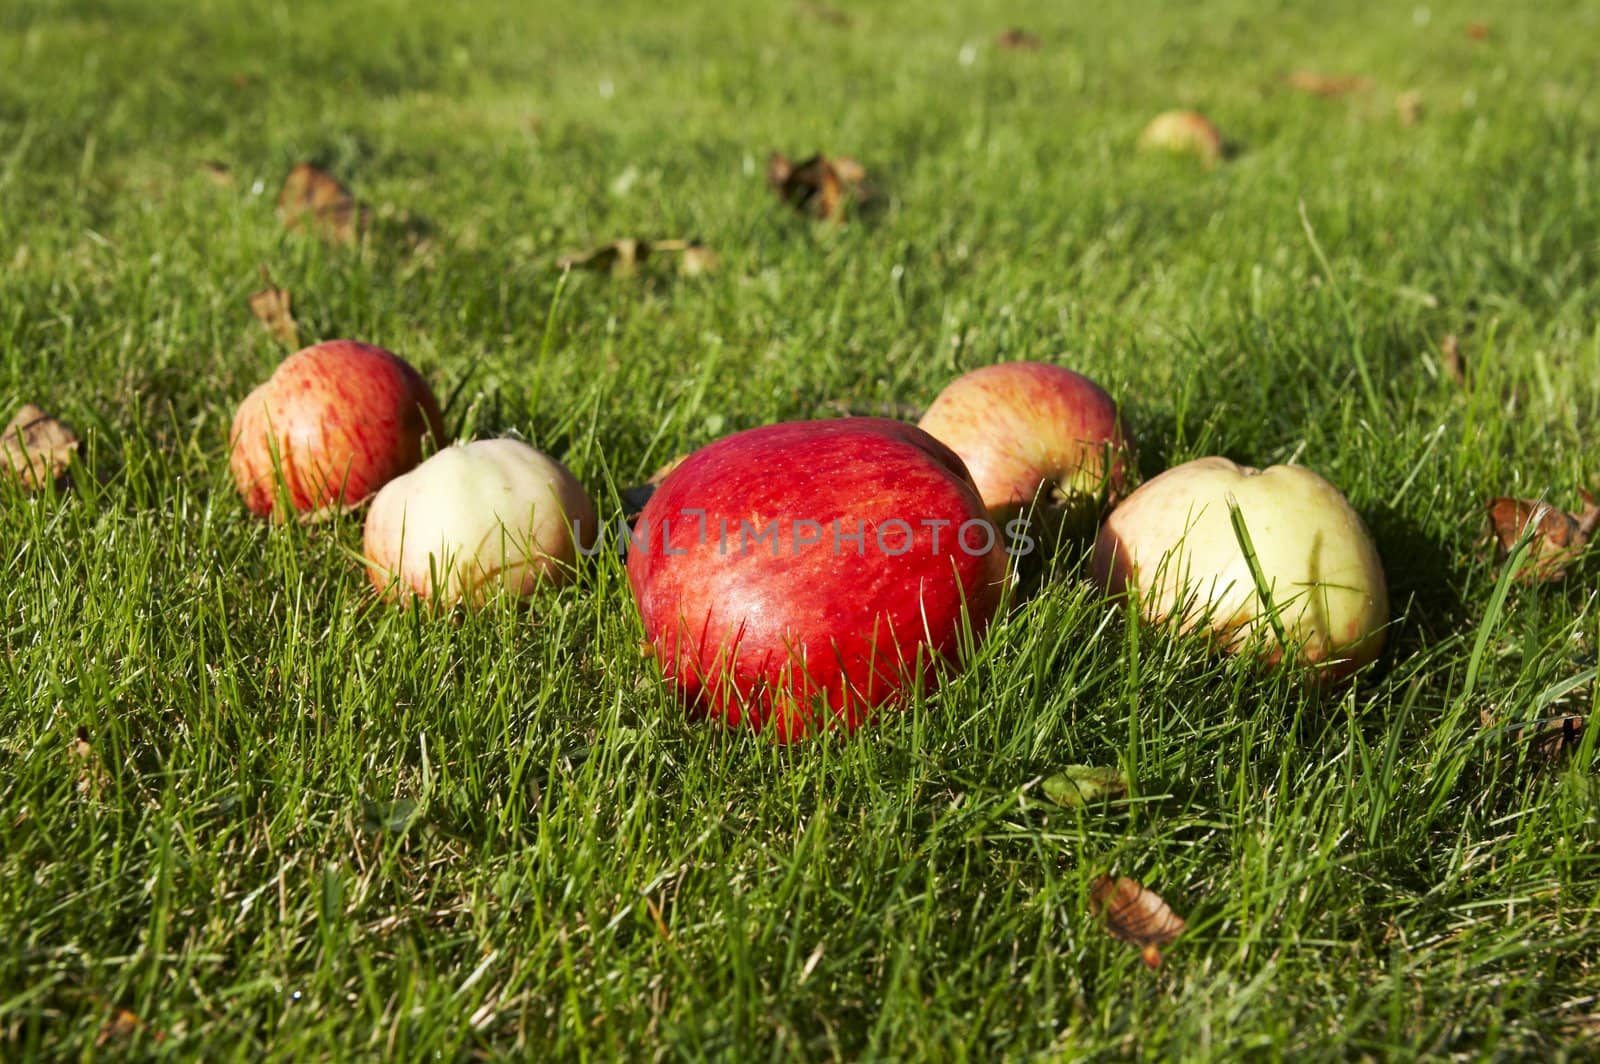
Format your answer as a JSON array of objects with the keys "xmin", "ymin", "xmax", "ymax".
[
  {"xmin": 627, "ymin": 418, "xmax": 1009, "ymax": 742},
  {"xmin": 229, "ymin": 340, "xmax": 446, "ymax": 519},
  {"xmin": 1090, "ymin": 457, "xmax": 1388, "ymax": 681},
  {"xmin": 917, "ymin": 362, "xmax": 1130, "ymax": 540},
  {"xmin": 364, "ymin": 438, "xmax": 597, "ymax": 606}
]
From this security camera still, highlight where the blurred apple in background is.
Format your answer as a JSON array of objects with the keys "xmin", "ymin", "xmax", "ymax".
[
  {"xmin": 918, "ymin": 361, "xmax": 1130, "ymax": 551},
  {"xmin": 1090, "ymin": 456, "xmax": 1388, "ymax": 682},
  {"xmin": 364, "ymin": 438, "xmax": 596, "ymax": 606},
  {"xmin": 628, "ymin": 418, "xmax": 1008, "ymax": 742},
  {"xmin": 1138, "ymin": 109, "xmax": 1225, "ymax": 167},
  {"xmin": 230, "ymin": 340, "xmax": 445, "ymax": 519}
]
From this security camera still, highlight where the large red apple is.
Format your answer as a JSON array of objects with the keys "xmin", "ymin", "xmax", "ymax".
[
  {"xmin": 364, "ymin": 438, "xmax": 596, "ymax": 607},
  {"xmin": 229, "ymin": 340, "xmax": 445, "ymax": 518},
  {"xmin": 1090, "ymin": 457, "xmax": 1388, "ymax": 681},
  {"xmin": 917, "ymin": 362, "xmax": 1130, "ymax": 539},
  {"xmin": 627, "ymin": 418, "xmax": 1009, "ymax": 742}
]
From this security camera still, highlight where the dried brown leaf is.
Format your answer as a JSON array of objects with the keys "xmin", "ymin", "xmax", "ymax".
[
  {"xmin": 678, "ymin": 243, "xmax": 718, "ymax": 276},
  {"xmin": 1396, "ymin": 90, "xmax": 1424, "ymax": 127},
  {"xmin": 1286, "ymin": 71, "xmax": 1372, "ymax": 97},
  {"xmin": 557, "ymin": 238, "xmax": 715, "ymax": 278},
  {"xmin": 199, "ymin": 159, "xmax": 235, "ymax": 187},
  {"xmin": 1137, "ymin": 110, "xmax": 1224, "ymax": 168},
  {"xmin": 94, "ymin": 1006, "xmax": 164, "ymax": 1048},
  {"xmin": 830, "ymin": 155, "xmax": 866, "ymax": 185},
  {"xmin": 1524, "ymin": 714, "xmax": 1586, "ymax": 761},
  {"xmin": 1485, "ymin": 493, "xmax": 1599, "ymax": 582},
  {"xmin": 1482, "ymin": 706, "xmax": 1588, "ymax": 764},
  {"xmin": 767, "ymin": 151, "xmax": 869, "ymax": 222},
  {"xmin": 248, "ymin": 266, "xmax": 300, "ymax": 347},
  {"xmin": 649, "ymin": 239, "xmax": 719, "ymax": 276},
  {"xmin": 997, "ymin": 28, "xmax": 1042, "ymax": 52},
  {"xmin": 71, "ymin": 725, "xmax": 110, "ymax": 798},
  {"xmin": 1090, "ymin": 875, "xmax": 1185, "ymax": 968},
  {"xmin": 1439, "ymin": 332, "xmax": 1465, "ymax": 386},
  {"xmin": 277, "ymin": 163, "xmax": 370, "ymax": 246},
  {"xmin": 795, "ymin": 1, "xmax": 850, "ymax": 26},
  {"xmin": 1, "ymin": 404, "xmax": 79, "ymax": 491},
  {"xmin": 559, "ymin": 238, "xmax": 646, "ymax": 277},
  {"xmin": 766, "ymin": 151, "xmax": 794, "ymax": 188}
]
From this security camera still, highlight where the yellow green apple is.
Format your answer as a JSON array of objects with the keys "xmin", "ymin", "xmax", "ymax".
[
  {"xmin": 364, "ymin": 438, "xmax": 596, "ymax": 606},
  {"xmin": 1090, "ymin": 457, "xmax": 1388, "ymax": 681}
]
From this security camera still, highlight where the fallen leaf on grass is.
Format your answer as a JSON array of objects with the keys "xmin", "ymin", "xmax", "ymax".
[
  {"xmin": 1485, "ymin": 493, "xmax": 1600, "ymax": 582},
  {"xmin": 1, "ymin": 404, "xmax": 79, "ymax": 491},
  {"xmin": 248, "ymin": 266, "xmax": 300, "ymax": 347},
  {"xmin": 997, "ymin": 28, "xmax": 1042, "ymax": 52},
  {"xmin": 1090, "ymin": 875, "xmax": 1185, "ymax": 968},
  {"xmin": 556, "ymin": 238, "xmax": 716, "ymax": 278},
  {"xmin": 795, "ymin": 1, "xmax": 851, "ymax": 26},
  {"xmin": 767, "ymin": 152, "xmax": 871, "ymax": 222},
  {"xmin": 277, "ymin": 163, "xmax": 371, "ymax": 245},
  {"xmin": 1396, "ymin": 90, "xmax": 1424, "ymax": 127},
  {"xmin": 560, "ymin": 238, "xmax": 647, "ymax": 276},
  {"xmin": 1534, "ymin": 714, "xmax": 1586, "ymax": 759},
  {"xmin": 71, "ymin": 725, "xmax": 110, "ymax": 798},
  {"xmin": 1483, "ymin": 708, "xmax": 1587, "ymax": 763},
  {"xmin": 1439, "ymin": 332, "xmax": 1465, "ymax": 386},
  {"xmin": 198, "ymin": 159, "xmax": 234, "ymax": 187},
  {"xmin": 675, "ymin": 241, "xmax": 719, "ymax": 277},
  {"xmin": 95, "ymin": 1007, "xmax": 164, "ymax": 1048},
  {"xmin": 1042, "ymin": 766, "xmax": 1128, "ymax": 808},
  {"xmin": 1137, "ymin": 110, "xmax": 1224, "ymax": 168},
  {"xmin": 1466, "ymin": 22, "xmax": 1490, "ymax": 41},
  {"xmin": 1286, "ymin": 71, "xmax": 1371, "ymax": 97}
]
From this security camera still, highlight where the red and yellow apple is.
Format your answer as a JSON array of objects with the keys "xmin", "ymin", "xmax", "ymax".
[
  {"xmin": 918, "ymin": 362, "xmax": 1130, "ymax": 550},
  {"xmin": 1090, "ymin": 457, "xmax": 1388, "ymax": 681},
  {"xmin": 1138, "ymin": 110, "xmax": 1224, "ymax": 167},
  {"xmin": 364, "ymin": 438, "xmax": 596, "ymax": 606},
  {"xmin": 627, "ymin": 418, "xmax": 1008, "ymax": 742},
  {"xmin": 229, "ymin": 340, "xmax": 445, "ymax": 519}
]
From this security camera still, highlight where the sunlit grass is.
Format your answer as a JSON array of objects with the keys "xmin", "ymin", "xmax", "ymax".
[{"xmin": 3, "ymin": 0, "xmax": 1599, "ymax": 1057}]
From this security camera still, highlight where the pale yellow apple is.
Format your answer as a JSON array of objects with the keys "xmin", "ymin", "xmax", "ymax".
[
  {"xmin": 364, "ymin": 438, "xmax": 597, "ymax": 606},
  {"xmin": 1137, "ymin": 110, "xmax": 1224, "ymax": 167},
  {"xmin": 1090, "ymin": 457, "xmax": 1388, "ymax": 680}
]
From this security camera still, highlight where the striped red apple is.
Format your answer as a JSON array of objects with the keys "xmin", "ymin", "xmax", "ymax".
[{"xmin": 230, "ymin": 340, "xmax": 445, "ymax": 519}]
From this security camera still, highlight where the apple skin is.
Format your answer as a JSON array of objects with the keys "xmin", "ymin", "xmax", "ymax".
[
  {"xmin": 627, "ymin": 418, "xmax": 1008, "ymax": 742},
  {"xmin": 917, "ymin": 362, "xmax": 1130, "ymax": 527},
  {"xmin": 1090, "ymin": 457, "xmax": 1388, "ymax": 682},
  {"xmin": 1138, "ymin": 110, "xmax": 1224, "ymax": 167},
  {"xmin": 229, "ymin": 340, "xmax": 446, "ymax": 519},
  {"xmin": 364, "ymin": 439, "xmax": 597, "ymax": 606}
]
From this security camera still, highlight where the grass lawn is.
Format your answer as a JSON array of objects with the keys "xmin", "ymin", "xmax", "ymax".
[{"xmin": 4, "ymin": 0, "xmax": 1600, "ymax": 1057}]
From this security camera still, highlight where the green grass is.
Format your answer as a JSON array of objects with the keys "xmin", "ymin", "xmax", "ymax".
[{"xmin": 4, "ymin": 0, "xmax": 1600, "ymax": 1057}]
